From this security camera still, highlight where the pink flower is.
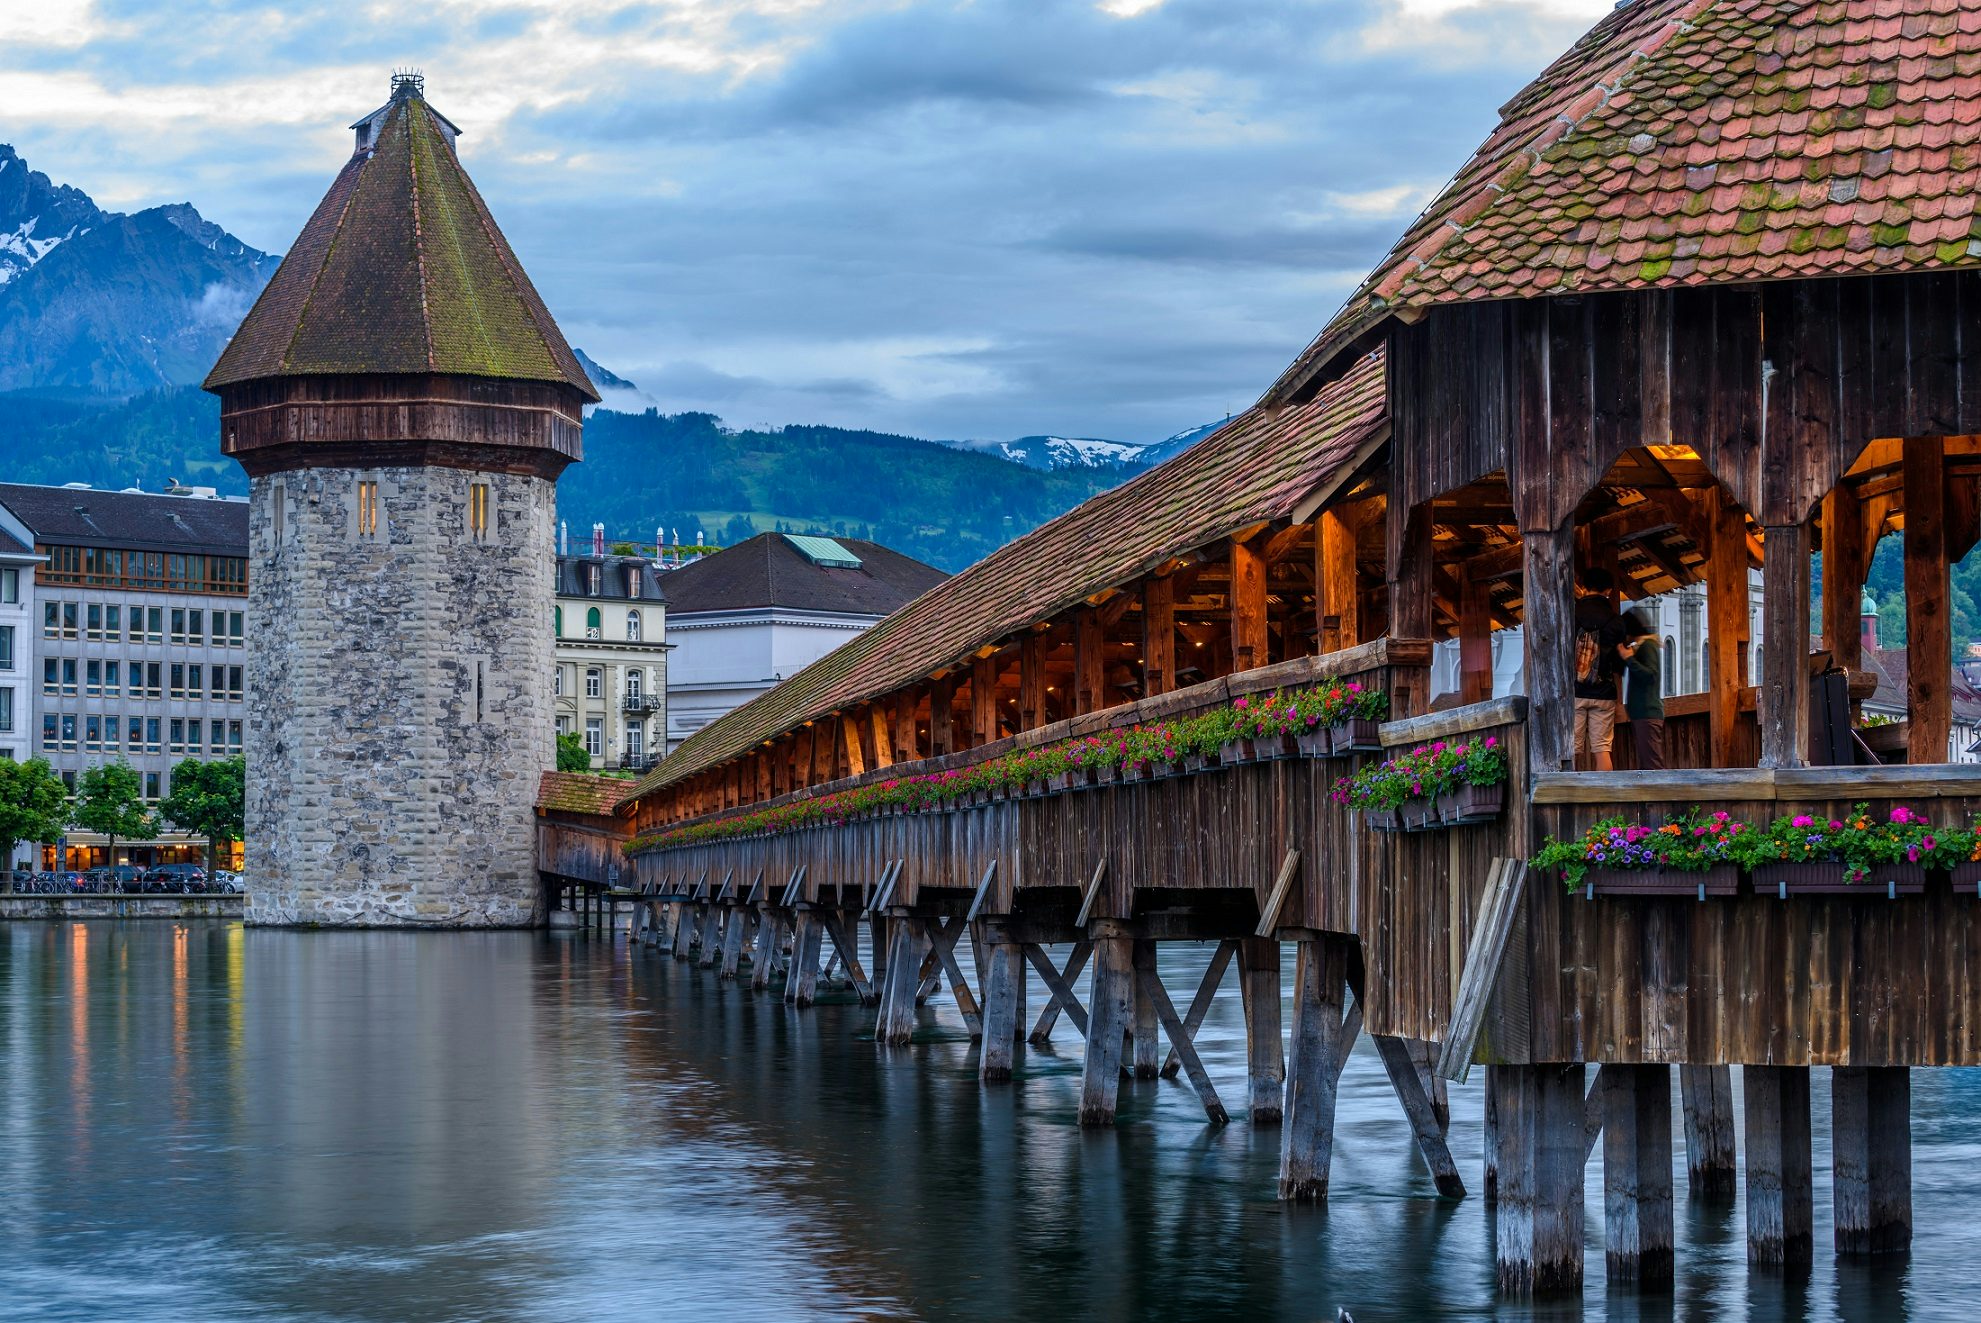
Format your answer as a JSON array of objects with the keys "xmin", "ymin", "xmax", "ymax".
[
  {"xmin": 1792, "ymin": 815, "xmax": 1813, "ymax": 828},
  {"xmin": 1890, "ymin": 805, "xmax": 1913, "ymax": 825},
  {"xmin": 1908, "ymin": 848, "xmax": 1921, "ymax": 862},
  {"xmin": 1829, "ymin": 820, "xmax": 1843, "ymax": 830},
  {"xmin": 1234, "ymin": 697, "xmax": 1249, "ymax": 710},
  {"xmin": 1484, "ymin": 736, "xmax": 1498, "ymax": 748},
  {"xmin": 1924, "ymin": 835, "xmax": 1937, "ymax": 850}
]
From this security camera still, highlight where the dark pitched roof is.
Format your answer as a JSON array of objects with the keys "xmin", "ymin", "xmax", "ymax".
[
  {"xmin": 624, "ymin": 350, "xmax": 1387, "ymax": 800},
  {"xmin": 204, "ymin": 87, "xmax": 597, "ymax": 400},
  {"xmin": 1272, "ymin": 0, "xmax": 1981, "ymax": 400},
  {"xmin": 536, "ymin": 771, "xmax": 629, "ymax": 818},
  {"xmin": 0, "ymin": 525, "xmax": 31, "ymax": 556},
  {"xmin": 0, "ymin": 484, "xmax": 248, "ymax": 554},
  {"xmin": 659, "ymin": 533, "xmax": 948, "ymax": 617},
  {"xmin": 556, "ymin": 554, "xmax": 667, "ymax": 603},
  {"xmin": 1864, "ymin": 645, "xmax": 1981, "ymax": 725}
]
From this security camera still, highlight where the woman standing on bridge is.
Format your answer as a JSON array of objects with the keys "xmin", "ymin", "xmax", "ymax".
[{"xmin": 1617, "ymin": 609, "xmax": 1664, "ymax": 770}]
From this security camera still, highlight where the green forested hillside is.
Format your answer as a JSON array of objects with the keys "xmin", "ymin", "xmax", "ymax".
[{"xmin": 0, "ymin": 391, "xmax": 1129, "ymax": 572}]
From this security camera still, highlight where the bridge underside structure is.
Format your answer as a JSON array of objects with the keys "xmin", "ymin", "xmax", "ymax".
[{"xmin": 543, "ymin": 0, "xmax": 1981, "ymax": 1299}]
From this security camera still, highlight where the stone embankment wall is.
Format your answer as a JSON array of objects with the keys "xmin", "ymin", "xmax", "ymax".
[
  {"xmin": 246, "ymin": 466, "xmax": 555, "ymax": 927},
  {"xmin": 0, "ymin": 895, "xmax": 244, "ymax": 920}
]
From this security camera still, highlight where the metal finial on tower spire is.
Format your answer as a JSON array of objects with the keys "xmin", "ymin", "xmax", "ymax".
[{"xmin": 390, "ymin": 69, "xmax": 425, "ymax": 101}]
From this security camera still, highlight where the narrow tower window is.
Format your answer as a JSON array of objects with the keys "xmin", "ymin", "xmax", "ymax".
[
  {"xmin": 469, "ymin": 482, "xmax": 491, "ymax": 539},
  {"xmin": 358, "ymin": 480, "xmax": 380, "ymax": 537}
]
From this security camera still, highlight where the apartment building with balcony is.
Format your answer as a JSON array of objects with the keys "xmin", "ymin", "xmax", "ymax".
[
  {"xmin": 0, "ymin": 482, "xmax": 250, "ymax": 870},
  {"xmin": 553, "ymin": 546, "xmax": 669, "ymax": 772}
]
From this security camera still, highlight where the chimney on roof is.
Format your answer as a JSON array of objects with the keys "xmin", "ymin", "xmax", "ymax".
[{"xmin": 592, "ymin": 522, "xmax": 605, "ymax": 557}]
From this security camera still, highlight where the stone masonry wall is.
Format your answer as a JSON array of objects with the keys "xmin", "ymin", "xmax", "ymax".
[{"xmin": 246, "ymin": 466, "xmax": 555, "ymax": 926}]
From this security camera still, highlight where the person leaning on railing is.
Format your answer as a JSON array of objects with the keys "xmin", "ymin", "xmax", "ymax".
[{"xmin": 1617, "ymin": 607, "xmax": 1664, "ymax": 771}]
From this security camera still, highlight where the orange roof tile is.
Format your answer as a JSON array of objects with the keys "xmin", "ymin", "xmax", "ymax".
[{"xmin": 1271, "ymin": 0, "xmax": 1981, "ymax": 401}]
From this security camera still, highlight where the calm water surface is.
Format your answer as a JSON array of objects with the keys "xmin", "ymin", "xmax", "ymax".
[{"xmin": 1, "ymin": 920, "xmax": 1977, "ymax": 1321}]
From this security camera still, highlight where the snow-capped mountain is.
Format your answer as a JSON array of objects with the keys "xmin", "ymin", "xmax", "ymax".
[
  {"xmin": 0, "ymin": 143, "xmax": 276, "ymax": 397},
  {"xmin": 1137, "ymin": 418, "xmax": 1231, "ymax": 467},
  {"xmin": 939, "ymin": 419, "xmax": 1231, "ymax": 472},
  {"xmin": 575, "ymin": 348, "xmax": 657, "ymax": 413}
]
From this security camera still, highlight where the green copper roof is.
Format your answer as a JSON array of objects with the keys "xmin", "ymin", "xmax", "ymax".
[{"xmin": 204, "ymin": 90, "xmax": 597, "ymax": 400}]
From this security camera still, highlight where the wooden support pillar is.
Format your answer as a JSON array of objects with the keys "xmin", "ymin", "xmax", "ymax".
[
  {"xmin": 1373, "ymin": 1036, "xmax": 1465, "ymax": 1198},
  {"xmin": 1743, "ymin": 1064, "xmax": 1813, "ymax": 1268},
  {"xmin": 750, "ymin": 911, "xmax": 779, "ymax": 990},
  {"xmin": 1231, "ymin": 533, "xmax": 1268, "ymax": 674},
  {"xmin": 1143, "ymin": 575, "xmax": 1175, "ymax": 697},
  {"xmin": 698, "ymin": 899, "xmax": 723, "ymax": 967},
  {"xmin": 876, "ymin": 909, "xmax": 924, "ymax": 1045},
  {"xmin": 1904, "ymin": 436, "xmax": 1951, "ymax": 763},
  {"xmin": 1822, "ymin": 484, "xmax": 1867, "ymax": 671},
  {"xmin": 979, "ymin": 932, "xmax": 1023, "ymax": 1083},
  {"xmin": 1601, "ymin": 1064, "xmax": 1675, "ymax": 1288},
  {"xmin": 869, "ymin": 910, "xmax": 889, "ymax": 992},
  {"xmin": 1459, "ymin": 565, "xmax": 1493, "ymax": 704},
  {"xmin": 1706, "ymin": 488, "xmax": 1749, "ymax": 769},
  {"xmin": 787, "ymin": 907, "xmax": 825, "ymax": 1007},
  {"xmin": 1679, "ymin": 1063, "xmax": 1737, "ymax": 1201},
  {"xmin": 1079, "ymin": 921, "xmax": 1135, "ymax": 1126},
  {"xmin": 1491, "ymin": 1062, "xmax": 1587, "ymax": 1297},
  {"xmin": 868, "ymin": 706, "xmax": 894, "ymax": 770},
  {"xmin": 840, "ymin": 714, "xmax": 868, "ymax": 778},
  {"xmin": 1020, "ymin": 632, "xmax": 1047, "ymax": 730},
  {"xmin": 891, "ymin": 693, "xmax": 917, "ymax": 764},
  {"xmin": 1522, "ymin": 521, "xmax": 1577, "ymax": 774},
  {"xmin": 1759, "ymin": 519, "xmax": 1813, "ymax": 768},
  {"xmin": 1238, "ymin": 937, "xmax": 1284, "ymax": 1124},
  {"xmin": 719, "ymin": 906, "xmax": 748, "ymax": 979},
  {"xmin": 1075, "ymin": 607, "xmax": 1105, "ymax": 714},
  {"xmin": 1317, "ymin": 508, "xmax": 1359, "ymax": 654},
  {"xmin": 971, "ymin": 655, "xmax": 998, "ymax": 747},
  {"xmin": 1129, "ymin": 939, "xmax": 1160, "ymax": 1078},
  {"xmin": 1279, "ymin": 932, "xmax": 1349, "ymax": 1201},
  {"xmin": 930, "ymin": 676, "xmax": 955, "ymax": 756},
  {"xmin": 1388, "ymin": 502, "xmax": 1434, "ymax": 642},
  {"xmin": 1832, "ymin": 1066, "xmax": 1912, "ymax": 1256},
  {"xmin": 1483, "ymin": 1064, "xmax": 1500, "ymax": 1202}
]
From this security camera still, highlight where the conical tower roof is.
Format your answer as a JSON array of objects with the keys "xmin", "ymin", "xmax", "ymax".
[{"xmin": 206, "ymin": 83, "xmax": 598, "ymax": 401}]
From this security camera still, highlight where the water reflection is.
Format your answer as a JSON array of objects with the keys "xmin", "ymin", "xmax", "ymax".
[{"xmin": 0, "ymin": 922, "xmax": 1972, "ymax": 1320}]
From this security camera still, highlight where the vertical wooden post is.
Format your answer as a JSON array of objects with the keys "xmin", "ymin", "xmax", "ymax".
[
  {"xmin": 1822, "ymin": 484, "xmax": 1867, "ymax": 671},
  {"xmin": 1742, "ymin": 1064, "xmax": 1813, "ymax": 1268},
  {"xmin": 1483, "ymin": 1064, "xmax": 1500, "ymax": 1202},
  {"xmin": 1317, "ymin": 508, "xmax": 1359, "ymax": 655},
  {"xmin": 890, "ymin": 693, "xmax": 916, "ymax": 764},
  {"xmin": 840, "ymin": 714, "xmax": 868, "ymax": 778},
  {"xmin": 1707, "ymin": 488, "xmax": 1749, "ymax": 769},
  {"xmin": 876, "ymin": 908, "xmax": 924, "ymax": 1045},
  {"xmin": 1492, "ymin": 1062, "xmax": 1587, "ymax": 1297},
  {"xmin": 1239, "ymin": 936, "xmax": 1284, "ymax": 1124},
  {"xmin": 1143, "ymin": 575, "xmax": 1175, "ymax": 697},
  {"xmin": 1522, "ymin": 522, "xmax": 1576, "ymax": 774},
  {"xmin": 1602, "ymin": 1064, "xmax": 1675, "ymax": 1287},
  {"xmin": 1231, "ymin": 534, "xmax": 1268, "ymax": 673},
  {"xmin": 1679, "ymin": 1063, "xmax": 1737, "ymax": 1201},
  {"xmin": 813, "ymin": 720, "xmax": 835, "ymax": 783},
  {"xmin": 1076, "ymin": 607, "xmax": 1106, "ymax": 714},
  {"xmin": 979, "ymin": 929, "xmax": 1022, "ymax": 1083},
  {"xmin": 719, "ymin": 905, "xmax": 747, "ymax": 978},
  {"xmin": 1079, "ymin": 921, "xmax": 1135, "ymax": 1126},
  {"xmin": 1130, "ymin": 939, "xmax": 1160, "ymax": 1078},
  {"xmin": 1020, "ymin": 633, "xmax": 1047, "ymax": 730},
  {"xmin": 1389, "ymin": 502, "xmax": 1434, "ymax": 641},
  {"xmin": 1279, "ymin": 932, "xmax": 1348, "ymax": 1201},
  {"xmin": 867, "ymin": 706, "xmax": 894, "ymax": 770},
  {"xmin": 1904, "ymin": 436, "xmax": 1950, "ymax": 763},
  {"xmin": 1832, "ymin": 1066, "xmax": 1912, "ymax": 1256},
  {"xmin": 971, "ymin": 655, "xmax": 998, "ymax": 747},
  {"xmin": 930, "ymin": 675, "xmax": 955, "ymax": 756},
  {"xmin": 1758, "ymin": 519, "xmax": 1813, "ymax": 768},
  {"xmin": 1460, "ymin": 565, "xmax": 1493, "ymax": 704}
]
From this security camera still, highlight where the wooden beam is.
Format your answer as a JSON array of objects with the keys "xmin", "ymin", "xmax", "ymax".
[
  {"xmin": 1231, "ymin": 532, "xmax": 1269, "ymax": 673},
  {"xmin": 1374, "ymin": 1035, "xmax": 1466, "ymax": 1198},
  {"xmin": 1262, "ymin": 520, "xmax": 1308, "ymax": 566},
  {"xmin": 971, "ymin": 654, "xmax": 998, "ymax": 747},
  {"xmin": 1317, "ymin": 508, "xmax": 1360, "ymax": 653},
  {"xmin": 930, "ymin": 675, "xmax": 955, "ymax": 756},
  {"xmin": 1905, "ymin": 436, "xmax": 1950, "ymax": 765},
  {"xmin": 1160, "ymin": 939, "xmax": 1236, "ymax": 1079},
  {"xmin": 1137, "ymin": 962, "xmax": 1229, "ymax": 1124},
  {"xmin": 1707, "ymin": 488, "xmax": 1749, "ymax": 770},
  {"xmin": 1757, "ymin": 519, "xmax": 1812, "ymax": 768},
  {"xmin": 1822, "ymin": 483, "xmax": 1867, "ymax": 671},
  {"xmin": 1144, "ymin": 574, "xmax": 1176, "ymax": 698},
  {"xmin": 1020, "ymin": 631, "xmax": 1048, "ymax": 730},
  {"xmin": 1388, "ymin": 501, "xmax": 1434, "ymax": 640},
  {"xmin": 1026, "ymin": 941, "xmax": 1092, "ymax": 1042},
  {"xmin": 1460, "ymin": 563, "xmax": 1493, "ymax": 704},
  {"xmin": 1522, "ymin": 524, "xmax": 1576, "ymax": 774},
  {"xmin": 840, "ymin": 711, "xmax": 867, "ymax": 777},
  {"xmin": 867, "ymin": 705, "xmax": 894, "ymax": 770},
  {"xmin": 1075, "ymin": 606, "xmax": 1105, "ymax": 715}
]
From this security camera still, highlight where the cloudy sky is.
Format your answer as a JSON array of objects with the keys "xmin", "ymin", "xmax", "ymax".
[{"xmin": 3, "ymin": 0, "xmax": 1611, "ymax": 442}]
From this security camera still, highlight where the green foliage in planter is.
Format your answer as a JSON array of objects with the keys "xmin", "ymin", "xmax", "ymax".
[
  {"xmin": 1725, "ymin": 802, "xmax": 1958, "ymax": 883},
  {"xmin": 1533, "ymin": 809, "xmax": 1745, "ymax": 889},
  {"xmin": 1331, "ymin": 734, "xmax": 1508, "ymax": 814}
]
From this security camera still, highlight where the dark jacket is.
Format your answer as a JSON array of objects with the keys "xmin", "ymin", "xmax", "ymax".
[
  {"xmin": 1572, "ymin": 596, "xmax": 1628, "ymax": 700},
  {"xmin": 1622, "ymin": 637, "xmax": 1664, "ymax": 720}
]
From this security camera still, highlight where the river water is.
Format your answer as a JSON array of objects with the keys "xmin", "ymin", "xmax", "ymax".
[{"xmin": 0, "ymin": 920, "xmax": 1976, "ymax": 1321}]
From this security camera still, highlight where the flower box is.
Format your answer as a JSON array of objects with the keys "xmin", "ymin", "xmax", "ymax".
[
  {"xmin": 1753, "ymin": 861, "xmax": 1926, "ymax": 897},
  {"xmin": 1435, "ymin": 784, "xmax": 1504, "ymax": 825},
  {"xmin": 1093, "ymin": 762, "xmax": 1120, "ymax": 786},
  {"xmin": 1364, "ymin": 808, "xmax": 1403, "ymax": 832},
  {"xmin": 1120, "ymin": 761, "xmax": 1150, "ymax": 784},
  {"xmin": 1400, "ymin": 798, "xmax": 1436, "ymax": 831},
  {"xmin": 1295, "ymin": 729, "xmax": 1334, "ymax": 758},
  {"xmin": 1183, "ymin": 751, "xmax": 1220, "ymax": 775},
  {"xmin": 1218, "ymin": 740, "xmax": 1253, "ymax": 766},
  {"xmin": 1049, "ymin": 770, "xmax": 1083, "ymax": 792},
  {"xmin": 1252, "ymin": 734, "xmax": 1300, "ymax": 761},
  {"xmin": 1329, "ymin": 719, "xmax": 1383, "ymax": 753},
  {"xmin": 1955, "ymin": 861, "xmax": 1981, "ymax": 893},
  {"xmin": 1581, "ymin": 866, "xmax": 1739, "ymax": 898}
]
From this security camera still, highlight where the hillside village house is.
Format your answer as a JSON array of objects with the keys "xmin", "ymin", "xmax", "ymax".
[
  {"xmin": 554, "ymin": 532, "xmax": 670, "ymax": 772},
  {"xmin": 661, "ymin": 532, "xmax": 946, "ymax": 753},
  {"xmin": 0, "ymin": 482, "xmax": 249, "ymax": 872}
]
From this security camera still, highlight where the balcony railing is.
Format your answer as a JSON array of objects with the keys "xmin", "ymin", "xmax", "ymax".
[{"xmin": 623, "ymin": 692, "xmax": 660, "ymax": 713}]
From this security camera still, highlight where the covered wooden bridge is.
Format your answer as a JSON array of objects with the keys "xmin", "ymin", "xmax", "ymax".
[{"xmin": 540, "ymin": 0, "xmax": 1981, "ymax": 1298}]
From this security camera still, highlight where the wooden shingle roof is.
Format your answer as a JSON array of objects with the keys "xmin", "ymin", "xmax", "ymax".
[
  {"xmin": 1272, "ymin": 0, "xmax": 1981, "ymax": 401},
  {"xmin": 205, "ymin": 88, "xmax": 597, "ymax": 400},
  {"xmin": 624, "ymin": 350, "xmax": 1388, "ymax": 800},
  {"xmin": 537, "ymin": 772, "xmax": 629, "ymax": 818}
]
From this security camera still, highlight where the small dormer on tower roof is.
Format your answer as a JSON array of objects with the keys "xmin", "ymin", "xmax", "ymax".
[{"xmin": 351, "ymin": 70, "xmax": 459, "ymax": 154}]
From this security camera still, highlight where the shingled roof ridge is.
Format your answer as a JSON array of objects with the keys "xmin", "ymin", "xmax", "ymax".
[
  {"xmin": 1369, "ymin": 0, "xmax": 1721, "ymax": 306},
  {"xmin": 277, "ymin": 157, "xmax": 366, "ymax": 379},
  {"xmin": 405, "ymin": 99, "xmax": 438, "ymax": 372}
]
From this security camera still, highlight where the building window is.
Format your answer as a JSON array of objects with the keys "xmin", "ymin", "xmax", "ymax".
[
  {"xmin": 585, "ymin": 607, "xmax": 601, "ymax": 640},
  {"xmin": 85, "ymin": 603, "xmax": 103, "ymax": 640},
  {"xmin": 59, "ymin": 714, "xmax": 75, "ymax": 752},
  {"xmin": 170, "ymin": 664, "xmax": 186, "ymax": 699},
  {"xmin": 40, "ymin": 714, "xmax": 54, "ymax": 750},
  {"xmin": 585, "ymin": 563, "xmax": 600, "ymax": 595},
  {"xmin": 169, "ymin": 719, "xmax": 187, "ymax": 755},
  {"xmin": 228, "ymin": 611, "xmax": 244, "ymax": 645},
  {"xmin": 84, "ymin": 716, "xmax": 101, "ymax": 752},
  {"xmin": 358, "ymin": 480, "xmax": 380, "ymax": 537},
  {"xmin": 145, "ymin": 772, "xmax": 159, "ymax": 800},
  {"xmin": 0, "ymin": 688, "xmax": 11, "ymax": 733},
  {"xmin": 553, "ymin": 666, "xmax": 562, "ymax": 697},
  {"xmin": 188, "ymin": 610, "xmax": 203, "ymax": 645},
  {"xmin": 106, "ymin": 605, "xmax": 120, "ymax": 637},
  {"xmin": 555, "ymin": 714, "xmax": 571, "ymax": 736},
  {"xmin": 0, "ymin": 567, "xmax": 15, "ymax": 603},
  {"xmin": 228, "ymin": 666, "xmax": 243, "ymax": 701},
  {"xmin": 145, "ymin": 663, "xmax": 162, "ymax": 699},
  {"xmin": 42, "ymin": 659, "xmax": 57, "ymax": 697},
  {"xmin": 85, "ymin": 660, "xmax": 100, "ymax": 696},
  {"xmin": 170, "ymin": 608, "xmax": 186, "ymax": 643},
  {"xmin": 627, "ymin": 725, "xmax": 644, "ymax": 761},
  {"xmin": 59, "ymin": 660, "xmax": 76, "ymax": 697},
  {"xmin": 627, "ymin": 669, "xmax": 642, "ymax": 700},
  {"xmin": 228, "ymin": 721, "xmax": 242, "ymax": 752},
  {"xmin": 626, "ymin": 609, "xmax": 642, "ymax": 642},
  {"xmin": 127, "ymin": 717, "xmax": 141, "ymax": 749},
  {"xmin": 469, "ymin": 483, "xmax": 491, "ymax": 540},
  {"xmin": 626, "ymin": 568, "xmax": 641, "ymax": 600},
  {"xmin": 105, "ymin": 661, "xmax": 119, "ymax": 696},
  {"xmin": 1663, "ymin": 636, "xmax": 1676, "ymax": 695},
  {"xmin": 584, "ymin": 717, "xmax": 603, "ymax": 757},
  {"xmin": 586, "ymin": 667, "xmax": 602, "ymax": 699},
  {"xmin": 553, "ymin": 606, "xmax": 563, "ymax": 638},
  {"xmin": 0, "ymin": 625, "xmax": 11, "ymax": 671}
]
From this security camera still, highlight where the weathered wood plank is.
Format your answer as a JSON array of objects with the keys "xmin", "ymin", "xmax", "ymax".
[
  {"xmin": 1374, "ymin": 1035, "xmax": 1465, "ymax": 1197},
  {"xmin": 1136, "ymin": 962, "xmax": 1229, "ymax": 1125}
]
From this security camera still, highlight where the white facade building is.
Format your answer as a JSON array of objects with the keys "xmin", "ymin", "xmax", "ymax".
[
  {"xmin": 554, "ymin": 548, "xmax": 670, "ymax": 772},
  {"xmin": 662, "ymin": 533, "xmax": 947, "ymax": 753}
]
